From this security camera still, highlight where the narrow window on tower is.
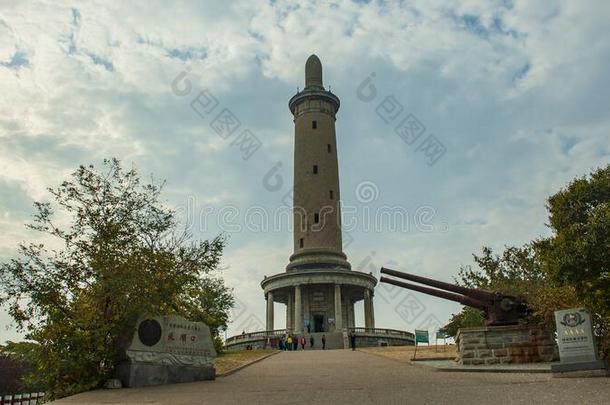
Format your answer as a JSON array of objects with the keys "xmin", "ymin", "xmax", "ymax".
[
  {"xmin": 313, "ymin": 165, "xmax": 318, "ymax": 174},
  {"xmin": 329, "ymin": 190, "xmax": 333, "ymax": 200},
  {"xmin": 327, "ymin": 144, "xmax": 331, "ymax": 153},
  {"xmin": 299, "ymin": 238, "xmax": 304, "ymax": 248},
  {"xmin": 312, "ymin": 120, "xmax": 317, "ymax": 129},
  {"xmin": 314, "ymin": 213, "xmax": 320, "ymax": 224}
]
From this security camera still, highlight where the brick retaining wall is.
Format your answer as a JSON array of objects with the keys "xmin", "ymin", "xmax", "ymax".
[
  {"xmin": 354, "ymin": 335, "xmax": 414, "ymax": 348},
  {"xmin": 456, "ymin": 325, "xmax": 558, "ymax": 365}
]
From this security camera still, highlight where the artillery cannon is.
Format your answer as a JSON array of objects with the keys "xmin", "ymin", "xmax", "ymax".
[{"xmin": 379, "ymin": 267, "xmax": 529, "ymax": 326}]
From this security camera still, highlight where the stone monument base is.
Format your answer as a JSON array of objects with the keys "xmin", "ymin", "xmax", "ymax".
[
  {"xmin": 116, "ymin": 363, "xmax": 215, "ymax": 388},
  {"xmin": 456, "ymin": 325, "xmax": 557, "ymax": 365},
  {"xmin": 551, "ymin": 359, "xmax": 609, "ymax": 377}
]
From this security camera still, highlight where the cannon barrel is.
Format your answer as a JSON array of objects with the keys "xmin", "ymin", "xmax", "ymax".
[
  {"xmin": 379, "ymin": 277, "xmax": 488, "ymax": 310},
  {"xmin": 380, "ymin": 267, "xmax": 494, "ymax": 303}
]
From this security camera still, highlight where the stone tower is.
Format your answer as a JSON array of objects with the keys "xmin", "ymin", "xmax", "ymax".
[
  {"xmin": 261, "ymin": 55, "xmax": 376, "ymax": 338},
  {"xmin": 287, "ymin": 54, "xmax": 350, "ymax": 272}
]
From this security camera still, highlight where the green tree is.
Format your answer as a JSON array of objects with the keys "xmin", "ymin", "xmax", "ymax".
[
  {"xmin": 0, "ymin": 353, "xmax": 24, "ymax": 395},
  {"xmin": 443, "ymin": 306, "xmax": 484, "ymax": 338},
  {"xmin": 536, "ymin": 164, "xmax": 610, "ymax": 356},
  {"xmin": 445, "ymin": 165, "xmax": 610, "ymax": 358},
  {"xmin": 0, "ymin": 159, "xmax": 233, "ymax": 399},
  {"xmin": 198, "ymin": 276, "xmax": 235, "ymax": 352},
  {"xmin": 445, "ymin": 245, "xmax": 580, "ymax": 336},
  {"xmin": 0, "ymin": 341, "xmax": 45, "ymax": 394}
]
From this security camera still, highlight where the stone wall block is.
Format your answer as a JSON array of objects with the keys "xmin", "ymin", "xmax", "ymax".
[
  {"xmin": 462, "ymin": 358, "xmax": 485, "ymax": 366},
  {"xmin": 537, "ymin": 346, "xmax": 554, "ymax": 355},
  {"xmin": 521, "ymin": 347, "xmax": 533, "ymax": 356},
  {"xmin": 461, "ymin": 350, "xmax": 475, "ymax": 359},
  {"xmin": 457, "ymin": 325, "xmax": 558, "ymax": 366},
  {"xmin": 492, "ymin": 348, "xmax": 508, "ymax": 357},
  {"xmin": 485, "ymin": 342, "xmax": 505, "ymax": 349},
  {"xmin": 508, "ymin": 347, "xmax": 523, "ymax": 356}
]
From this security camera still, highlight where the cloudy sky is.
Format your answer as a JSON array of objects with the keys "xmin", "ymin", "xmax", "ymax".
[{"xmin": 1, "ymin": 0, "xmax": 609, "ymax": 342}]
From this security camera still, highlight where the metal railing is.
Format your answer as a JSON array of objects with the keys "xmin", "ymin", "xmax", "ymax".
[
  {"xmin": 226, "ymin": 327, "xmax": 414, "ymax": 344},
  {"xmin": 348, "ymin": 327, "xmax": 415, "ymax": 338},
  {"xmin": 1, "ymin": 392, "xmax": 46, "ymax": 405},
  {"xmin": 225, "ymin": 329, "xmax": 289, "ymax": 344}
]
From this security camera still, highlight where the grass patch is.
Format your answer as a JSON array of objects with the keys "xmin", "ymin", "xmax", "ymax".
[
  {"xmin": 215, "ymin": 349, "xmax": 278, "ymax": 375},
  {"xmin": 359, "ymin": 345, "xmax": 457, "ymax": 362}
]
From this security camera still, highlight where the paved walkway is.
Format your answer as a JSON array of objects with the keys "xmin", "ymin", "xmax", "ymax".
[
  {"xmin": 413, "ymin": 358, "xmax": 557, "ymax": 372},
  {"xmin": 55, "ymin": 350, "xmax": 610, "ymax": 404}
]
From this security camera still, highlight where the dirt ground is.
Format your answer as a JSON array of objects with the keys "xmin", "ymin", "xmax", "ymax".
[
  {"xmin": 214, "ymin": 349, "xmax": 277, "ymax": 375},
  {"xmin": 358, "ymin": 344, "xmax": 457, "ymax": 362}
]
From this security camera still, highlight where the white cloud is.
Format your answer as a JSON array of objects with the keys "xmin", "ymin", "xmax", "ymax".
[{"xmin": 1, "ymin": 0, "xmax": 609, "ymax": 342}]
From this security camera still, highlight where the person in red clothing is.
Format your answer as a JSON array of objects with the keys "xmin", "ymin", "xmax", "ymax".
[{"xmin": 300, "ymin": 335, "xmax": 306, "ymax": 351}]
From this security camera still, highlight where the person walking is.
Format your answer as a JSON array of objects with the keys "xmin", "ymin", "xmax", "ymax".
[
  {"xmin": 349, "ymin": 330, "xmax": 356, "ymax": 351},
  {"xmin": 300, "ymin": 335, "xmax": 306, "ymax": 351},
  {"xmin": 293, "ymin": 337, "xmax": 298, "ymax": 351},
  {"xmin": 309, "ymin": 335, "xmax": 314, "ymax": 349},
  {"xmin": 321, "ymin": 334, "xmax": 326, "ymax": 350},
  {"xmin": 286, "ymin": 335, "xmax": 293, "ymax": 351}
]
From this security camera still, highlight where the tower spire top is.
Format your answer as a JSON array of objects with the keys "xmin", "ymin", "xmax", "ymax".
[{"xmin": 305, "ymin": 54, "xmax": 323, "ymax": 88}]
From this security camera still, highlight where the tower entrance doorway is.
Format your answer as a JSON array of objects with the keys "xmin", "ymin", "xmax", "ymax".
[{"xmin": 314, "ymin": 315, "xmax": 324, "ymax": 332}]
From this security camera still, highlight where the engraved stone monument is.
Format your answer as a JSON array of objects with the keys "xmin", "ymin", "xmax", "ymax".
[
  {"xmin": 116, "ymin": 315, "xmax": 217, "ymax": 387},
  {"xmin": 551, "ymin": 308, "xmax": 608, "ymax": 374}
]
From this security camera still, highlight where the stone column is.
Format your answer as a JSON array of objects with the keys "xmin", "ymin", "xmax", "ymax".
[
  {"xmin": 334, "ymin": 284, "xmax": 343, "ymax": 331},
  {"xmin": 266, "ymin": 291, "xmax": 274, "ymax": 331},
  {"xmin": 345, "ymin": 298, "xmax": 350, "ymax": 329},
  {"xmin": 349, "ymin": 301, "xmax": 355, "ymax": 328},
  {"xmin": 364, "ymin": 288, "xmax": 372, "ymax": 330},
  {"xmin": 370, "ymin": 292, "xmax": 375, "ymax": 329},
  {"xmin": 294, "ymin": 285, "xmax": 302, "ymax": 333},
  {"xmin": 286, "ymin": 290, "xmax": 293, "ymax": 331},
  {"xmin": 303, "ymin": 289, "xmax": 310, "ymax": 332}
]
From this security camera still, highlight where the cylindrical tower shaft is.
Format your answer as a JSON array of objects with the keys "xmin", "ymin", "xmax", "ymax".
[{"xmin": 287, "ymin": 55, "xmax": 350, "ymax": 271}]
